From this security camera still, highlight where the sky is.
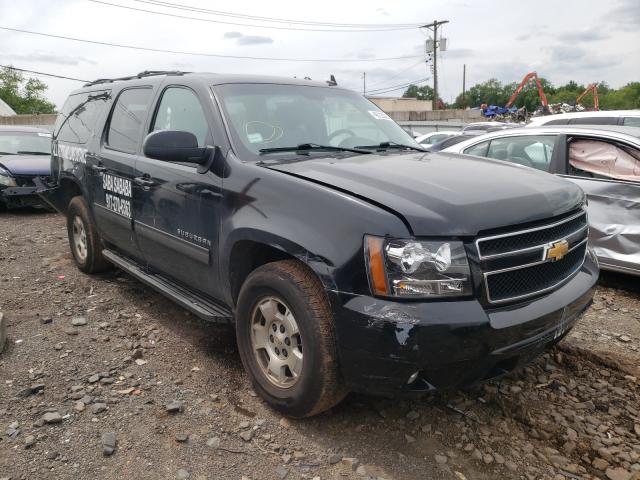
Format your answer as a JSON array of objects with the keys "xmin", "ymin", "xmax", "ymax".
[{"xmin": 0, "ymin": 0, "xmax": 638, "ymax": 109}]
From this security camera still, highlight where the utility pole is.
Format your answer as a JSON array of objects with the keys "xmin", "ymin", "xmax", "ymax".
[
  {"xmin": 462, "ymin": 64, "xmax": 466, "ymax": 108},
  {"xmin": 363, "ymin": 72, "xmax": 366, "ymax": 96},
  {"xmin": 421, "ymin": 20, "xmax": 449, "ymax": 110}
]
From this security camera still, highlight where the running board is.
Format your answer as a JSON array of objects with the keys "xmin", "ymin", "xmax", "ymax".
[{"xmin": 102, "ymin": 249, "xmax": 233, "ymax": 324}]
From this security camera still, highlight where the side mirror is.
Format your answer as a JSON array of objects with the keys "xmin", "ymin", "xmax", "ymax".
[{"xmin": 142, "ymin": 130, "xmax": 210, "ymax": 164}]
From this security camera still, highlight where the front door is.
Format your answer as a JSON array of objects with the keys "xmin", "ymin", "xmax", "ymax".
[
  {"xmin": 133, "ymin": 86, "xmax": 223, "ymax": 299},
  {"xmin": 92, "ymin": 87, "xmax": 155, "ymax": 261},
  {"xmin": 559, "ymin": 137, "xmax": 640, "ymax": 275}
]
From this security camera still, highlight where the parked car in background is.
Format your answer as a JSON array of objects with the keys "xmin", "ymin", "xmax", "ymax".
[
  {"xmin": 443, "ymin": 126, "xmax": 640, "ymax": 276},
  {"xmin": 425, "ymin": 133, "xmax": 480, "ymax": 152},
  {"xmin": 0, "ymin": 126, "xmax": 52, "ymax": 210},
  {"xmin": 527, "ymin": 110, "xmax": 640, "ymax": 128},
  {"xmin": 414, "ymin": 131, "xmax": 458, "ymax": 146},
  {"xmin": 461, "ymin": 122, "xmax": 520, "ymax": 134},
  {"xmin": 42, "ymin": 71, "xmax": 597, "ymax": 417}
]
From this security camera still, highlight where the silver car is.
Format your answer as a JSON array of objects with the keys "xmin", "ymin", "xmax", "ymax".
[{"xmin": 443, "ymin": 126, "xmax": 640, "ymax": 276}]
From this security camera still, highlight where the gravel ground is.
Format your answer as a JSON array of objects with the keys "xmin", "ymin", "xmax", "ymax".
[{"xmin": 1, "ymin": 210, "xmax": 639, "ymax": 480}]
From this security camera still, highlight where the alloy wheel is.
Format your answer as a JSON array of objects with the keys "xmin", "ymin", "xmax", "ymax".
[{"xmin": 250, "ymin": 296, "xmax": 303, "ymax": 388}]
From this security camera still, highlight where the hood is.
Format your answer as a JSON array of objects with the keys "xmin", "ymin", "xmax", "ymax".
[
  {"xmin": 265, "ymin": 152, "xmax": 585, "ymax": 236},
  {"xmin": 0, "ymin": 154, "xmax": 51, "ymax": 176}
]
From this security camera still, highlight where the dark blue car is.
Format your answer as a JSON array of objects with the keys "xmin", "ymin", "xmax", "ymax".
[{"xmin": 0, "ymin": 126, "xmax": 52, "ymax": 210}]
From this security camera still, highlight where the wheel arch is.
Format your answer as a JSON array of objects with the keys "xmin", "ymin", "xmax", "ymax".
[
  {"xmin": 46, "ymin": 175, "xmax": 87, "ymax": 214},
  {"xmin": 224, "ymin": 229, "xmax": 337, "ymax": 307}
]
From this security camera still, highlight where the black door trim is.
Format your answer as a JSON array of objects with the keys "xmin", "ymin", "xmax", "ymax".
[{"xmin": 134, "ymin": 220, "xmax": 210, "ymax": 265}]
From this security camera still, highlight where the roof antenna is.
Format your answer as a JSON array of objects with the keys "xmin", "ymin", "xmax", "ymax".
[{"xmin": 327, "ymin": 74, "xmax": 337, "ymax": 86}]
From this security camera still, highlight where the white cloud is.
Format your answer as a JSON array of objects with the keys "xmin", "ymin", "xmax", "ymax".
[{"xmin": 0, "ymin": 0, "xmax": 635, "ymax": 108}]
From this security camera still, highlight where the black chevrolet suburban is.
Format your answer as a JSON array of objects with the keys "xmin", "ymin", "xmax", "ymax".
[{"xmin": 42, "ymin": 71, "xmax": 598, "ymax": 417}]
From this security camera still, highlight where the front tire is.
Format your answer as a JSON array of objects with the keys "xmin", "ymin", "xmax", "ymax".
[
  {"xmin": 236, "ymin": 260, "xmax": 346, "ymax": 417},
  {"xmin": 67, "ymin": 196, "xmax": 111, "ymax": 273}
]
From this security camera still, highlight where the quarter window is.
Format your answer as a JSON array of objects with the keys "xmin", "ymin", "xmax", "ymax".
[
  {"xmin": 622, "ymin": 117, "xmax": 640, "ymax": 127},
  {"xmin": 570, "ymin": 117, "xmax": 617, "ymax": 125},
  {"xmin": 463, "ymin": 141, "xmax": 489, "ymax": 157},
  {"xmin": 152, "ymin": 87, "xmax": 209, "ymax": 146},
  {"xmin": 55, "ymin": 91, "xmax": 110, "ymax": 144},
  {"xmin": 107, "ymin": 88, "xmax": 153, "ymax": 153}
]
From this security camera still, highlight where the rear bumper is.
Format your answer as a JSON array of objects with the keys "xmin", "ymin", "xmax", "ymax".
[{"xmin": 329, "ymin": 250, "xmax": 598, "ymax": 395}]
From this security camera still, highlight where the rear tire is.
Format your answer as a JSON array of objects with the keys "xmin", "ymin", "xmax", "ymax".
[
  {"xmin": 67, "ymin": 196, "xmax": 111, "ymax": 273},
  {"xmin": 236, "ymin": 260, "xmax": 347, "ymax": 417}
]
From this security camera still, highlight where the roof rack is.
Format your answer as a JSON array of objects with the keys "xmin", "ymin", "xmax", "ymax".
[{"xmin": 83, "ymin": 70, "xmax": 188, "ymax": 87}]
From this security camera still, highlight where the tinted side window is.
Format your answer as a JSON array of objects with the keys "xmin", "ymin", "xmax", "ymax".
[
  {"xmin": 543, "ymin": 118, "xmax": 570, "ymax": 126},
  {"xmin": 421, "ymin": 133, "xmax": 449, "ymax": 145},
  {"xmin": 463, "ymin": 141, "xmax": 489, "ymax": 157},
  {"xmin": 107, "ymin": 88, "xmax": 153, "ymax": 153},
  {"xmin": 622, "ymin": 117, "xmax": 640, "ymax": 127},
  {"xmin": 54, "ymin": 91, "xmax": 110, "ymax": 144},
  {"xmin": 571, "ymin": 117, "xmax": 617, "ymax": 125},
  {"xmin": 485, "ymin": 135, "xmax": 555, "ymax": 171},
  {"xmin": 152, "ymin": 87, "xmax": 209, "ymax": 146}
]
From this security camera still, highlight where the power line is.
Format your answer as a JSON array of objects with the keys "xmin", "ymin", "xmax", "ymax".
[
  {"xmin": 365, "ymin": 60, "xmax": 425, "ymax": 89},
  {"xmin": 367, "ymin": 79, "xmax": 429, "ymax": 95},
  {"xmin": 366, "ymin": 77, "xmax": 430, "ymax": 94},
  {"xmin": 132, "ymin": 0, "xmax": 422, "ymax": 28},
  {"xmin": 0, "ymin": 65, "xmax": 88, "ymax": 82},
  {"xmin": 0, "ymin": 26, "xmax": 423, "ymax": 63},
  {"xmin": 89, "ymin": 0, "xmax": 418, "ymax": 32},
  {"xmin": 367, "ymin": 86, "xmax": 413, "ymax": 95}
]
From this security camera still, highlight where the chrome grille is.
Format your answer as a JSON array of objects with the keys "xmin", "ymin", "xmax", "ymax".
[{"xmin": 477, "ymin": 210, "xmax": 588, "ymax": 304}]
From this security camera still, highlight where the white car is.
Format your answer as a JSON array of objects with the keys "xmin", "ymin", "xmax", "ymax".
[
  {"xmin": 526, "ymin": 110, "xmax": 640, "ymax": 128},
  {"xmin": 414, "ymin": 131, "xmax": 458, "ymax": 146}
]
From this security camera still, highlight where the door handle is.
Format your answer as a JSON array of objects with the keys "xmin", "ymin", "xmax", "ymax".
[
  {"xmin": 133, "ymin": 176, "xmax": 157, "ymax": 187},
  {"xmin": 92, "ymin": 164, "xmax": 107, "ymax": 173}
]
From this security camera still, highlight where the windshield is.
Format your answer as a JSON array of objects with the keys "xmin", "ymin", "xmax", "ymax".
[
  {"xmin": 0, "ymin": 131, "xmax": 51, "ymax": 155},
  {"xmin": 215, "ymin": 83, "xmax": 420, "ymax": 160}
]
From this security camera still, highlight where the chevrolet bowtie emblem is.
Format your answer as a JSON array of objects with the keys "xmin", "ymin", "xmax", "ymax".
[{"xmin": 545, "ymin": 239, "xmax": 569, "ymax": 262}]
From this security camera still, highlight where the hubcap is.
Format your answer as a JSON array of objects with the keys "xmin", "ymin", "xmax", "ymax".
[
  {"xmin": 72, "ymin": 216, "xmax": 88, "ymax": 262},
  {"xmin": 250, "ymin": 296, "xmax": 303, "ymax": 388}
]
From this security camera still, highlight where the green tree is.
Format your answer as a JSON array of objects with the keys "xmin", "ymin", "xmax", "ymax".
[
  {"xmin": 402, "ymin": 84, "xmax": 434, "ymax": 101},
  {"xmin": 0, "ymin": 66, "xmax": 56, "ymax": 114},
  {"xmin": 452, "ymin": 78, "xmax": 507, "ymax": 109},
  {"xmin": 452, "ymin": 77, "xmax": 639, "ymax": 111},
  {"xmin": 600, "ymin": 82, "xmax": 640, "ymax": 109}
]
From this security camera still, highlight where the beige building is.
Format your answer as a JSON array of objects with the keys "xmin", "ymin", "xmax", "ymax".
[{"xmin": 367, "ymin": 97, "xmax": 433, "ymax": 113}]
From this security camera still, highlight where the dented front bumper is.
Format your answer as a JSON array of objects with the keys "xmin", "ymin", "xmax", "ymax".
[
  {"xmin": 330, "ymin": 252, "xmax": 598, "ymax": 395},
  {"xmin": 0, "ymin": 184, "xmax": 46, "ymax": 209}
]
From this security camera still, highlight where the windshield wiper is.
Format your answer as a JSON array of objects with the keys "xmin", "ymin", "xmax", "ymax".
[
  {"xmin": 17, "ymin": 151, "xmax": 50, "ymax": 155},
  {"xmin": 259, "ymin": 143, "xmax": 371, "ymax": 155},
  {"xmin": 355, "ymin": 141, "xmax": 425, "ymax": 152}
]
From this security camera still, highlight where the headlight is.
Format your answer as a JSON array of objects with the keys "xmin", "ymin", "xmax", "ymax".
[
  {"xmin": 365, "ymin": 236, "xmax": 472, "ymax": 298},
  {"xmin": 0, "ymin": 167, "xmax": 17, "ymax": 187}
]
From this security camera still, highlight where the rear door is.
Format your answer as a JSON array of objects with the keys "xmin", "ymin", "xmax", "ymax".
[
  {"xmin": 92, "ymin": 87, "xmax": 154, "ymax": 261},
  {"xmin": 133, "ymin": 84, "xmax": 224, "ymax": 299}
]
